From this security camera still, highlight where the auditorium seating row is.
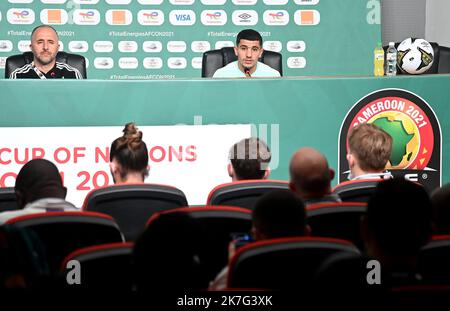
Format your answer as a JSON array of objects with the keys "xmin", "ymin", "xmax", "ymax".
[
  {"xmin": 2, "ymin": 209, "xmax": 450, "ymax": 294},
  {"xmin": 0, "ymin": 179, "xmax": 379, "ymax": 241}
]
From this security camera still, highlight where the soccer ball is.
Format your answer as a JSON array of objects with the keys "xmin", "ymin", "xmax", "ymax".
[{"xmin": 397, "ymin": 38, "xmax": 434, "ymax": 75}]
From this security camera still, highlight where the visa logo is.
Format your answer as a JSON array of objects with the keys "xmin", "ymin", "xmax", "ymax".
[{"xmin": 175, "ymin": 14, "xmax": 191, "ymax": 21}]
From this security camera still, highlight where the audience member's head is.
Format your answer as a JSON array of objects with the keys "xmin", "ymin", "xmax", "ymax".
[
  {"xmin": 363, "ymin": 179, "xmax": 432, "ymax": 267},
  {"xmin": 110, "ymin": 122, "xmax": 149, "ymax": 184},
  {"xmin": 289, "ymin": 147, "xmax": 335, "ymax": 200},
  {"xmin": 30, "ymin": 25, "xmax": 60, "ymax": 70},
  {"xmin": 346, "ymin": 123, "xmax": 392, "ymax": 179},
  {"xmin": 431, "ymin": 183, "xmax": 450, "ymax": 234},
  {"xmin": 228, "ymin": 137, "xmax": 271, "ymax": 181},
  {"xmin": 251, "ymin": 190, "xmax": 309, "ymax": 240},
  {"xmin": 14, "ymin": 159, "xmax": 66, "ymax": 209}
]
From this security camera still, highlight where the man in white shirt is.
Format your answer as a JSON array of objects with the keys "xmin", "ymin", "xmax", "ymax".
[
  {"xmin": 213, "ymin": 29, "xmax": 281, "ymax": 78},
  {"xmin": 0, "ymin": 159, "xmax": 77, "ymax": 224},
  {"xmin": 346, "ymin": 123, "xmax": 393, "ymax": 180}
]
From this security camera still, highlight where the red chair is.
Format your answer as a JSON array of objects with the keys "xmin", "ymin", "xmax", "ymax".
[
  {"xmin": 82, "ymin": 183, "xmax": 188, "ymax": 241},
  {"xmin": 332, "ymin": 179, "xmax": 383, "ymax": 202},
  {"xmin": 136, "ymin": 206, "xmax": 252, "ymax": 290},
  {"xmin": 61, "ymin": 242, "xmax": 133, "ymax": 290},
  {"xmin": 306, "ymin": 202, "xmax": 367, "ymax": 249},
  {"xmin": 206, "ymin": 180, "xmax": 289, "ymax": 210},
  {"xmin": 5, "ymin": 211, "xmax": 124, "ymax": 276},
  {"xmin": 228, "ymin": 237, "xmax": 360, "ymax": 290}
]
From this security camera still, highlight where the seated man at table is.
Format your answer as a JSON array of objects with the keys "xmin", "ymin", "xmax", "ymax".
[
  {"xmin": 213, "ymin": 29, "xmax": 281, "ymax": 78},
  {"xmin": 9, "ymin": 25, "xmax": 83, "ymax": 79}
]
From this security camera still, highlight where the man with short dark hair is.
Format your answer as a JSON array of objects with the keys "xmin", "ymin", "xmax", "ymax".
[
  {"xmin": 346, "ymin": 123, "xmax": 393, "ymax": 180},
  {"xmin": 0, "ymin": 159, "xmax": 76, "ymax": 224},
  {"xmin": 9, "ymin": 25, "xmax": 83, "ymax": 79},
  {"xmin": 228, "ymin": 137, "xmax": 271, "ymax": 181},
  {"xmin": 289, "ymin": 147, "xmax": 341, "ymax": 205},
  {"xmin": 213, "ymin": 29, "xmax": 281, "ymax": 78}
]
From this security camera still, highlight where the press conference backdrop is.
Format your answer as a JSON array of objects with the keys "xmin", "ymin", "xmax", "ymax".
[{"xmin": 0, "ymin": 0, "xmax": 381, "ymax": 79}]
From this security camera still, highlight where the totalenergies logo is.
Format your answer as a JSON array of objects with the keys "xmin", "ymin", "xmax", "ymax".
[
  {"xmin": 13, "ymin": 10, "xmax": 29, "ymax": 19},
  {"xmin": 79, "ymin": 11, "xmax": 95, "ymax": 20},
  {"xmin": 7, "ymin": 8, "xmax": 34, "ymax": 24},
  {"xmin": 143, "ymin": 11, "xmax": 159, "ymax": 20},
  {"xmin": 206, "ymin": 11, "xmax": 222, "ymax": 20},
  {"xmin": 269, "ymin": 11, "xmax": 284, "ymax": 20}
]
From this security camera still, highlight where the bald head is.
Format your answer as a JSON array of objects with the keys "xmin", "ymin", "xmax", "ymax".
[{"xmin": 289, "ymin": 148, "xmax": 334, "ymax": 199}]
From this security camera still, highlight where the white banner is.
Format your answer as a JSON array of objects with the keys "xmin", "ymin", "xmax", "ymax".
[{"xmin": 0, "ymin": 125, "xmax": 251, "ymax": 207}]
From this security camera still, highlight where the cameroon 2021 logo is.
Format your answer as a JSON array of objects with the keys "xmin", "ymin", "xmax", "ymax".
[{"xmin": 339, "ymin": 89, "xmax": 441, "ymax": 191}]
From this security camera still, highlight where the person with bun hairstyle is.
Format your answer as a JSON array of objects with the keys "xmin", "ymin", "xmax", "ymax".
[{"xmin": 110, "ymin": 122, "xmax": 149, "ymax": 184}]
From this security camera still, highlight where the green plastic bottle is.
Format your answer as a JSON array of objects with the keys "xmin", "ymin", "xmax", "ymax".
[{"xmin": 374, "ymin": 42, "xmax": 385, "ymax": 77}]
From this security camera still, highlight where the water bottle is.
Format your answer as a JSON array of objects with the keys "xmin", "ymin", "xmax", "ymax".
[
  {"xmin": 385, "ymin": 42, "xmax": 397, "ymax": 76},
  {"xmin": 373, "ymin": 42, "xmax": 384, "ymax": 77}
]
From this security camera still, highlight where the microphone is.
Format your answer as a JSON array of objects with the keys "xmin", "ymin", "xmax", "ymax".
[
  {"xmin": 50, "ymin": 72, "xmax": 55, "ymax": 77},
  {"xmin": 244, "ymin": 69, "xmax": 251, "ymax": 77}
]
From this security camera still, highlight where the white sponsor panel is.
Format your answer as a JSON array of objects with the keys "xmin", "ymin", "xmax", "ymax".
[
  {"xmin": 143, "ymin": 57, "xmax": 163, "ymax": 69},
  {"xmin": 0, "ymin": 125, "xmax": 250, "ymax": 206},
  {"xmin": 105, "ymin": 0, "xmax": 132, "ymax": 4},
  {"xmin": 69, "ymin": 41, "xmax": 89, "ymax": 53},
  {"xmin": 287, "ymin": 56, "xmax": 306, "ymax": 68},
  {"xmin": 73, "ymin": 0, "xmax": 100, "ymax": 4},
  {"xmin": 94, "ymin": 57, "xmax": 114, "ymax": 69},
  {"xmin": 106, "ymin": 10, "xmax": 133, "ymax": 25},
  {"xmin": 8, "ymin": 0, "xmax": 33, "ymax": 3},
  {"xmin": 143, "ymin": 41, "xmax": 163, "ymax": 53},
  {"xmin": 73, "ymin": 9, "xmax": 100, "ymax": 25},
  {"xmin": 191, "ymin": 57, "xmax": 202, "ymax": 69},
  {"xmin": 263, "ymin": 10, "xmax": 289, "ymax": 26},
  {"xmin": 167, "ymin": 57, "xmax": 187, "ymax": 69},
  {"xmin": 201, "ymin": 0, "xmax": 226, "ymax": 4},
  {"xmin": 294, "ymin": 0, "xmax": 319, "ymax": 4},
  {"xmin": 118, "ymin": 41, "xmax": 138, "ymax": 53},
  {"xmin": 40, "ymin": 0, "xmax": 67, "ymax": 3},
  {"xmin": 138, "ymin": 0, "xmax": 164, "ymax": 4},
  {"xmin": 263, "ymin": 41, "xmax": 282, "ymax": 52},
  {"xmin": 169, "ymin": 10, "xmax": 196, "ymax": 26},
  {"xmin": 263, "ymin": 0, "xmax": 288, "ymax": 4},
  {"xmin": 232, "ymin": 0, "xmax": 257, "ymax": 5},
  {"xmin": 294, "ymin": 9, "xmax": 320, "ymax": 25},
  {"xmin": 0, "ymin": 41, "xmax": 13, "ymax": 53},
  {"xmin": 201, "ymin": 10, "xmax": 227, "ymax": 26},
  {"xmin": 232, "ymin": 10, "xmax": 258, "ymax": 26},
  {"xmin": 40, "ymin": 9, "xmax": 68, "ymax": 25},
  {"xmin": 7, "ymin": 8, "xmax": 35, "ymax": 24},
  {"xmin": 18, "ymin": 40, "xmax": 31, "ymax": 52},
  {"xmin": 191, "ymin": 41, "xmax": 210, "ymax": 53},
  {"xmin": 215, "ymin": 41, "xmax": 234, "ymax": 49},
  {"xmin": 167, "ymin": 41, "xmax": 187, "ymax": 53},
  {"xmin": 94, "ymin": 41, "xmax": 114, "ymax": 53},
  {"xmin": 287, "ymin": 40, "xmax": 306, "ymax": 52},
  {"xmin": 138, "ymin": 10, "xmax": 164, "ymax": 26},
  {"xmin": 119, "ymin": 57, "xmax": 139, "ymax": 69},
  {"xmin": 169, "ymin": 0, "xmax": 195, "ymax": 5}
]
